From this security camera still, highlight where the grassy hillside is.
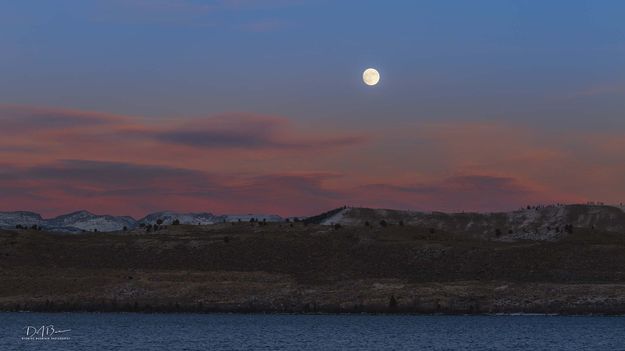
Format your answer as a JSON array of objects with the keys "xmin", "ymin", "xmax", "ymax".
[{"xmin": 3, "ymin": 220, "xmax": 625, "ymax": 314}]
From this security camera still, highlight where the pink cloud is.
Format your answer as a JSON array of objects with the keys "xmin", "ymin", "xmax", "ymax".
[
  {"xmin": 0, "ymin": 160, "xmax": 345, "ymax": 217},
  {"xmin": 1, "ymin": 104, "xmax": 623, "ymax": 217},
  {"xmin": 0, "ymin": 104, "xmax": 128, "ymax": 133},
  {"xmin": 0, "ymin": 106, "xmax": 367, "ymax": 167},
  {"xmin": 353, "ymin": 175, "xmax": 553, "ymax": 213}
]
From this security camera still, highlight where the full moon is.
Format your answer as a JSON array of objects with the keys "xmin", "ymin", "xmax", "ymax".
[{"xmin": 362, "ymin": 68, "xmax": 380, "ymax": 86}]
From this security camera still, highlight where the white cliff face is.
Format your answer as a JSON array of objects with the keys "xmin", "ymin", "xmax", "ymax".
[
  {"xmin": 0, "ymin": 211, "xmax": 44, "ymax": 228},
  {"xmin": 0, "ymin": 210, "xmax": 136, "ymax": 232},
  {"xmin": 139, "ymin": 212, "xmax": 218, "ymax": 225},
  {"xmin": 47, "ymin": 211, "xmax": 137, "ymax": 232},
  {"xmin": 0, "ymin": 210, "xmax": 284, "ymax": 232}
]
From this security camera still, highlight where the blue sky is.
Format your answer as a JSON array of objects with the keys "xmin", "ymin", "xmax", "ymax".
[
  {"xmin": 1, "ymin": 1, "xmax": 625, "ymax": 215},
  {"xmin": 2, "ymin": 1, "xmax": 623, "ymax": 125}
]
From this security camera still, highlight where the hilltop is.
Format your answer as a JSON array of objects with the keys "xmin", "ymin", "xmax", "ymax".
[{"xmin": 309, "ymin": 204, "xmax": 625, "ymax": 241}]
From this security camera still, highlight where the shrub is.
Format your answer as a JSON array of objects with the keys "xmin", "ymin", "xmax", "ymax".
[{"xmin": 389, "ymin": 295, "xmax": 398, "ymax": 310}]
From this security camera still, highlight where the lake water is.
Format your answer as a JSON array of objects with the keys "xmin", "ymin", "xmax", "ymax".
[{"xmin": 1, "ymin": 313, "xmax": 625, "ymax": 350}]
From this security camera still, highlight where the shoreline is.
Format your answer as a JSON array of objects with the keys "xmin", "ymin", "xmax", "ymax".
[
  {"xmin": 3, "ymin": 310, "xmax": 624, "ymax": 317},
  {"xmin": 3, "ymin": 302, "xmax": 625, "ymax": 316}
]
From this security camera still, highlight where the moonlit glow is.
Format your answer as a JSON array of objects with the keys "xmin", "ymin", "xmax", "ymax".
[{"xmin": 362, "ymin": 68, "xmax": 380, "ymax": 86}]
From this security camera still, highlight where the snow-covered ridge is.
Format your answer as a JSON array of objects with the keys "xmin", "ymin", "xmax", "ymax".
[
  {"xmin": 48, "ymin": 211, "xmax": 137, "ymax": 232},
  {"xmin": 4, "ymin": 204, "xmax": 624, "ymax": 239},
  {"xmin": 0, "ymin": 211, "xmax": 44, "ymax": 228},
  {"xmin": 0, "ymin": 210, "xmax": 283, "ymax": 233},
  {"xmin": 139, "ymin": 212, "xmax": 218, "ymax": 225}
]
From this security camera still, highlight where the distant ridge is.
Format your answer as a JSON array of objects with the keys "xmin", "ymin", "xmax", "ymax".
[
  {"xmin": 302, "ymin": 206, "xmax": 347, "ymax": 225},
  {"xmin": 0, "ymin": 210, "xmax": 284, "ymax": 233},
  {"xmin": 2, "ymin": 204, "xmax": 625, "ymax": 238}
]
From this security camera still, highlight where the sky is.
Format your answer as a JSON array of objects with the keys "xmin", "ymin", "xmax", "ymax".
[{"xmin": 1, "ymin": 0, "xmax": 625, "ymax": 218}]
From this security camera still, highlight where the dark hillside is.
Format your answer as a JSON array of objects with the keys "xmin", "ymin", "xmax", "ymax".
[{"xmin": 3, "ymin": 218, "xmax": 625, "ymax": 314}]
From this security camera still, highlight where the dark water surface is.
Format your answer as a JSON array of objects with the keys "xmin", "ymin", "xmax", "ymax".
[{"xmin": 1, "ymin": 313, "xmax": 625, "ymax": 350}]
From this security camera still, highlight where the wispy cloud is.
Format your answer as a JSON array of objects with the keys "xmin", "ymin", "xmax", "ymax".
[
  {"xmin": 1, "ymin": 104, "xmax": 624, "ymax": 216},
  {"xmin": 0, "ymin": 158, "xmax": 569, "ymax": 216},
  {"xmin": 153, "ymin": 113, "xmax": 367, "ymax": 150},
  {"xmin": 0, "ymin": 104, "xmax": 127, "ymax": 132},
  {"xmin": 0, "ymin": 159, "xmax": 343, "ymax": 217},
  {"xmin": 0, "ymin": 105, "xmax": 368, "ymax": 216},
  {"xmin": 0, "ymin": 105, "xmax": 367, "ymax": 157},
  {"xmin": 356, "ymin": 175, "xmax": 542, "ymax": 213}
]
